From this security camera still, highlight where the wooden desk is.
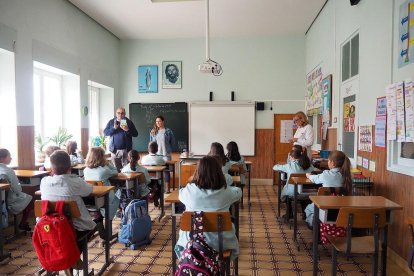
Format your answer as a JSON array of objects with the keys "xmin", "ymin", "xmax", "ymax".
[
  {"xmin": 110, "ymin": 172, "xmax": 143, "ymax": 199},
  {"xmin": 0, "ymin": 184, "xmax": 11, "ymax": 262},
  {"xmin": 35, "ymin": 185, "xmax": 115, "ymax": 274},
  {"xmin": 144, "ymin": 166, "xmax": 166, "ymax": 221},
  {"xmin": 14, "ymin": 170, "xmax": 49, "ymax": 186},
  {"xmin": 166, "ymin": 160, "xmax": 177, "ymax": 191},
  {"xmin": 309, "ymin": 196, "xmax": 403, "ymax": 276},
  {"xmin": 71, "ymin": 163, "xmax": 86, "ymax": 176},
  {"xmin": 165, "ymin": 190, "xmax": 240, "ymax": 274}
]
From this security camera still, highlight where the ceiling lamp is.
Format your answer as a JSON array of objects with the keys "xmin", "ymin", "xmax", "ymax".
[{"xmin": 198, "ymin": 0, "xmax": 222, "ymax": 76}]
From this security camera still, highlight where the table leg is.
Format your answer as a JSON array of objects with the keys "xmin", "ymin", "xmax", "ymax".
[
  {"xmin": 247, "ymin": 164, "xmax": 251, "ymax": 207},
  {"xmin": 382, "ymin": 211, "xmax": 390, "ymax": 275},
  {"xmin": 0, "ymin": 190, "xmax": 11, "ymax": 262},
  {"xmin": 172, "ymin": 212, "xmax": 177, "ymax": 273},
  {"xmin": 133, "ymin": 179, "xmax": 139, "ymax": 199},
  {"xmin": 159, "ymin": 172, "xmax": 165, "ymax": 222},
  {"xmin": 171, "ymin": 164, "xmax": 176, "ymax": 191},
  {"xmin": 293, "ymin": 184, "xmax": 299, "ymax": 250},
  {"xmin": 97, "ymin": 193, "xmax": 113, "ymax": 275},
  {"xmin": 313, "ymin": 204, "xmax": 319, "ymax": 276},
  {"xmin": 277, "ymin": 172, "xmax": 282, "ymax": 218},
  {"xmin": 178, "ymin": 160, "xmax": 183, "ymax": 189}
]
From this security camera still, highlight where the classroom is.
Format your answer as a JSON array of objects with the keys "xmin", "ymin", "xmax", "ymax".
[{"xmin": 0, "ymin": 0, "xmax": 413, "ymax": 275}]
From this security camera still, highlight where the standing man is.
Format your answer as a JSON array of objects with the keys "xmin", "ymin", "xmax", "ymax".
[{"xmin": 104, "ymin": 107, "xmax": 138, "ymax": 171}]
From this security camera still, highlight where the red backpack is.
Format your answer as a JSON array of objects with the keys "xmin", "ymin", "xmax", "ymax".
[{"xmin": 32, "ymin": 201, "xmax": 80, "ymax": 271}]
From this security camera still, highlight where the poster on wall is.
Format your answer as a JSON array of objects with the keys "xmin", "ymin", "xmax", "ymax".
[
  {"xmin": 359, "ymin": 125, "xmax": 373, "ymax": 152},
  {"xmin": 280, "ymin": 120, "xmax": 294, "ymax": 143},
  {"xmin": 396, "ymin": 82, "xmax": 406, "ymax": 141},
  {"xmin": 321, "ymin": 74, "xmax": 332, "ymax": 139},
  {"xmin": 138, "ymin": 65, "xmax": 158, "ymax": 93},
  {"xmin": 305, "ymin": 64, "xmax": 323, "ymax": 115},
  {"xmin": 398, "ymin": 0, "xmax": 414, "ymax": 68},
  {"xmin": 404, "ymin": 79, "xmax": 414, "ymax": 142},
  {"xmin": 386, "ymin": 84, "xmax": 397, "ymax": 140},
  {"xmin": 375, "ymin": 97, "xmax": 387, "ymax": 148},
  {"xmin": 162, "ymin": 61, "xmax": 182, "ymax": 89},
  {"xmin": 343, "ymin": 101, "xmax": 356, "ymax": 132}
]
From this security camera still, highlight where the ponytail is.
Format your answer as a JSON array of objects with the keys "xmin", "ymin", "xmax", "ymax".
[
  {"xmin": 329, "ymin": 151, "xmax": 352, "ymax": 193},
  {"xmin": 290, "ymin": 146, "xmax": 311, "ymax": 170},
  {"xmin": 128, "ymin": 150, "xmax": 139, "ymax": 171}
]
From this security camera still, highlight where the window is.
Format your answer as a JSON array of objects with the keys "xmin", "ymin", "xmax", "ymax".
[
  {"xmin": 342, "ymin": 33, "xmax": 359, "ymax": 82},
  {"xmin": 388, "ymin": 141, "xmax": 414, "ymax": 177},
  {"xmin": 89, "ymin": 85, "xmax": 100, "ymax": 137}
]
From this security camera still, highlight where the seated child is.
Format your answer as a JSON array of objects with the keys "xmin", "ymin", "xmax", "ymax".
[
  {"xmin": 208, "ymin": 142, "xmax": 231, "ymax": 174},
  {"xmin": 83, "ymin": 147, "xmax": 119, "ymax": 220},
  {"xmin": 0, "ymin": 148, "xmax": 33, "ymax": 231},
  {"xmin": 175, "ymin": 156, "xmax": 242, "ymax": 260},
  {"xmin": 121, "ymin": 150, "xmax": 151, "ymax": 198},
  {"xmin": 66, "ymin": 141, "xmax": 85, "ymax": 166},
  {"xmin": 141, "ymin": 142, "xmax": 166, "ymax": 166},
  {"xmin": 43, "ymin": 145, "xmax": 61, "ymax": 170},
  {"xmin": 226, "ymin": 141, "xmax": 248, "ymax": 185}
]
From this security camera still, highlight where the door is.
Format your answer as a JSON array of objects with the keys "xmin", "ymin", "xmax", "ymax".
[{"xmin": 274, "ymin": 114, "xmax": 296, "ymax": 164}]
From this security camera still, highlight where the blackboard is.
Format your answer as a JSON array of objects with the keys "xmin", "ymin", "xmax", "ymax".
[{"xmin": 129, "ymin": 102, "xmax": 188, "ymax": 152}]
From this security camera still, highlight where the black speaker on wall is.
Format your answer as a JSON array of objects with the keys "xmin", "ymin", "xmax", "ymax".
[
  {"xmin": 256, "ymin": 102, "xmax": 265, "ymax": 111},
  {"xmin": 350, "ymin": 0, "xmax": 360, "ymax": 5}
]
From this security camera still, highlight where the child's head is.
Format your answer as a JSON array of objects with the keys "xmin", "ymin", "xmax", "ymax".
[
  {"xmin": 328, "ymin": 150, "xmax": 352, "ymax": 191},
  {"xmin": 148, "ymin": 141, "xmax": 158, "ymax": 154},
  {"xmin": 193, "ymin": 156, "xmax": 226, "ymax": 190},
  {"xmin": 50, "ymin": 150, "xmax": 71, "ymax": 175},
  {"xmin": 128, "ymin": 150, "xmax": 139, "ymax": 171},
  {"xmin": 45, "ymin": 145, "xmax": 60, "ymax": 157},
  {"xmin": 66, "ymin": 141, "xmax": 78, "ymax": 155},
  {"xmin": 86, "ymin": 147, "xmax": 107, "ymax": 168},
  {"xmin": 289, "ymin": 146, "xmax": 311, "ymax": 170},
  {"xmin": 0, "ymin": 148, "xmax": 11, "ymax": 165},
  {"xmin": 208, "ymin": 142, "xmax": 227, "ymax": 166},
  {"xmin": 226, "ymin": 141, "xmax": 241, "ymax": 161}
]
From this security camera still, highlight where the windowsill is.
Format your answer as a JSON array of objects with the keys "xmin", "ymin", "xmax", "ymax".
[{"xmin": 387, "ymin": 164, "xmax": 414, "ymax": 177}]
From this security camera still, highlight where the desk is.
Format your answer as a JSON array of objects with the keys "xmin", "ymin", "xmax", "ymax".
[
  {"xmin": 144, "ymin": 166, "xmax": 166, "ymax": 221},
  {"xmin": 309, "ymin": 196, "xmax": 403, "ymax": 276},
  {"xmin": 0, "ymin": 183, "xmax": 11, "ymax": 262},
  {"xmin": 166, "ymin": 190, "xmax": 240, "ymax": 274},
  {"xmin": 35, "ymin": 185, "xmax": 115, "ymax": 274},
  {"xmin": 110, "ymin": 172, "xmax": 143, "ymax": 199},
  {"xmin": 72, "ymin": 163, "xmax": 86, "ymax": 177},
  {"xmin": 14, "ymin": 170, "xmax": 49, "ymax": 186},
  {"xmin": 166, "ymin": 160, "xmax": 177, "ymax": 191}
]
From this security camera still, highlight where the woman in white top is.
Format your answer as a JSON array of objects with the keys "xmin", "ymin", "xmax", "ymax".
[{"xmin": 289, "ymin": 111, "xmax": 314, "ymax": 159}]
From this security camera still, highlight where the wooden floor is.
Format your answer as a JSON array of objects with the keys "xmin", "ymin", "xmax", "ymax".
[{"xmin": 0, "ymin": 184, "xmax": 409, "ymax": 275}]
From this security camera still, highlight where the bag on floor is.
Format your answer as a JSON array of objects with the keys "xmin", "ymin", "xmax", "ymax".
[
  {"xmin": 32, "ymin": 201, "xmax": 80, "ymax": 271},
  {"xmin": 118, "ymin": 199, "xmax": 152, "ymax": 249},
  {"xmin": 175, "ymin": 211, "xmax": 220, "ymax": 276}
]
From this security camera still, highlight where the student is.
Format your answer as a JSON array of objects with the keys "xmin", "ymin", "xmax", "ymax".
[
  {"xmin": 43, "ymin": 145, "xmax": 61, "ymax": 170},
  {"xmin": 175, "ymin": 156, "xmax": 242, "ymax": 260},
  {"xmin": 212, "ymin": 155, "xmax": 233, "ymax": 187},
  {"xmin": 66, "ymin": 141, "xmax": 85, "ymax": 166},
  {"xmin": 226, "ymin": 141, "xmax": 247, "ymax": 185},
  {"xmin": 0, "ymin": 148, "xmax": 33, "ymax": 231},
  {"xmin": 304, "ymin": 150, "xmax": 351, "ymax": 228},
  {"xmin": 83, "ymin": 147, "xmax": 119, "ymax": 220},
  {"xmin": 121, "ymin": 150, "xmax": 151, "ymax": 198},
  {"xmin": 141, "ymin": 141, "xmax": 166, "ymax": 166},
  {"xmin": 208, "ymin": 142, "xmax": 231, "ymax": 174}
]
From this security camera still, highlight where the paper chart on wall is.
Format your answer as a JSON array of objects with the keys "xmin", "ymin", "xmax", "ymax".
[
  {"xmin": 396, "ymin": 82, "xmax": 406, "ymax": 142},
  {"xmin": 386, "ymin": 84, "xmax": 397, "ymax": 140},
  {"xmin": 405, "ymin": 79, "xmax": 414, "ymax": 142},
  {"xmin": 358, "ymin": 125, "xmax": 372, "ymax": 152},
  {"xmin": 280, "ymin": 120, "xmax": 294, "ymax": 143}
]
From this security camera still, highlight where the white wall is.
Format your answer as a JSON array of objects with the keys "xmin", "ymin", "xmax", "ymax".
[
  {"xmin": 0, "ymin": 0, "xmax": 120, "ymax": 127},
  {"xmin": 119, "ymin": 36, "xmax": 306, "ymax": 128}
]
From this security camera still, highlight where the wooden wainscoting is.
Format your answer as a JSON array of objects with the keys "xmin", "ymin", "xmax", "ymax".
[
  {"xmin": 81, "ymin": 128, "xmax": 89, "ymax": 157},
  {"xmin": 245, "ymin": 129, "xmax": 274, "ymax": 179},
  {"xmin": 17, "ymin": 126, "xmax": 35, "ymax": 169}
]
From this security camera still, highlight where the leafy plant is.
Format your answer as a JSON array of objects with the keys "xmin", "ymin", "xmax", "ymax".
[
  {"xmin": 91, "ymin": 135, "xmax": 107, "ymax": 151},
  {"xmin": 50, "ymin": 127, "xmax": 73, "ymax": 148},
  {"xmin": 35, "ymin": 133, "xmax": 49, "ymax": 153}
]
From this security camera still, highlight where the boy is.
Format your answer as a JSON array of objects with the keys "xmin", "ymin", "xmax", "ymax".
[{"xmin": 141, "ymin": 141, "xmax": 166, "ymax": 166}]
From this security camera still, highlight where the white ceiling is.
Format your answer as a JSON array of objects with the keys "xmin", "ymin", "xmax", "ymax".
[{"xmin": 68, "ymin": 0, "xmax": 326, "ymax": 40}]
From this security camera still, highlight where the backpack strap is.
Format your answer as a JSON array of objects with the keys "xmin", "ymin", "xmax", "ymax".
[
  {"xmin": 41, "ymin": 200, "xmax": 50, "ymax": 216},
  {"xmin": 190, "ymin": 211, "xmax": 204, "ymax": 241},
  {"xmin": 54, "ymin": 201, "xmax": 65, "ymax": 216}
]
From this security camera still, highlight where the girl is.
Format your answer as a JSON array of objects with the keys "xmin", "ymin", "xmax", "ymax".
[
  {"xmin": 226, "ymin": 141, "xmax": 247, "ymax": 185},
  {"xmin": 121, "ymin": 150, "xmax": 151, "ymax": 198},
  {"xmin": 304, "ymin": 150, "xmax": 351, "ymax": 228},
  {"xmin": 208, "ymin": 142, "xmax": 231, "ymax": 174},
  {"xmin": 0, "ymin": 148, "xmax": 33, "ymax": 231},
  {"xmin": 289, "ymin": 111, "xmax": 314, "ymax": 159},
  {"xmin": 66, "ymin": 141, "xmax": 85, "ymax": 166},
  {"xmin": 83, "ymin": 147, "xmax": 119, "ymax": 220},
  {"xmin": 175, "ymin": 156, "xmax": 242, "ymax": 260},
  {"xmin": 43, "ymin": 145, "xmax": 60, "ymax": 170}
]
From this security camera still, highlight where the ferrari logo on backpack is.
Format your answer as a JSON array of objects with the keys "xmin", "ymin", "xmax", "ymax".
[{"xmin": 43, "ymin": 225, "xmax": 50, "ymax": 232}]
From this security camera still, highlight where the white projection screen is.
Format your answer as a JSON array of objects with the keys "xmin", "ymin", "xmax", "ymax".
[{"xmin": 189, "ymin": 101, "xmax": 255, "ymax": 156}]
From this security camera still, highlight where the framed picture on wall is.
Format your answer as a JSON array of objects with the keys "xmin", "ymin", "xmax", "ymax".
[
  {"xmin": 138, "ymin": 65, "xmax": 158, "ymax": 93},
  {"xmin": 162, "ymin": 61, "xmax": 182, "ymax": 89}
]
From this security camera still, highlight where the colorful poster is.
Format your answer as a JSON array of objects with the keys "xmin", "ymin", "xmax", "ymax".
[
  {"xmin": 343, "ymin": 101, "xmax": 356, "ymax": 132},
  {"xmin": 359, "ymin": 125, "xmax": 373, "ymax": 152},
  {"xmin": 396, "ymin": 82, "xmax": 406, "ymax": 141},
  {"xmin": 375, "ymin": 97, "xmax": 387, "ymax": 148},
  {"xmin": 398, "ymin": 1, "xmax": 414, "ymax": 68},
  {"xmin": 386, "ymin": 84, "xmax": 397, "ymax": 140},
  {"xmin": 376, "ymin": 97, "xmax": 387, "ymax": 117},
  {"xmin": 405, "ymin": 79, "xmax": 414, "ymax": 142},
  {"xmin": 305, "ymin": 64, "xmax": 323, "ymax": 115},
  {"xmin": 138, "ymin": 65, "xmax": 158, "ymax": 93}
]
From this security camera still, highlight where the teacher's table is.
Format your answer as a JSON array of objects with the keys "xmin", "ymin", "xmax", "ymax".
[
  {"xmin": 166, "ymin": 190, "xmax": 240, "ymax": 274},
  {"xmin": 309, "ymin": 195, "xmax": 403, "ymax": 276},
  {"xmin": 110, "ymin": 172, "xmax": 144, "ymax": 199},
  {"xmin": 0, "ymin": 183, "xmax": 11, "ymax": 262},
  {"xmin": 36, "ymin": 185, "xmax": 115, "ymax": 275},
  {"xmin": 144, "ymin": 166, "xmax": 167, "ymax": 221}
]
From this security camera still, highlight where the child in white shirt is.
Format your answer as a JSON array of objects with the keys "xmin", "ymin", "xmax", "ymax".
[
  {"xmin": 121, "ymin": 150, "xmax": 151, "ymax": 197},
  {"xmin": 141, "ymin": 141, "xmax": 166, "ymax": 166}
]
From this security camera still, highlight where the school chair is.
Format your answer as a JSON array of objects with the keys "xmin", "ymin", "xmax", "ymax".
[
  {"xmin": 317, "ymin": 187, "xmax": 347, "ymax": 196},
  {"xmin": 180, "ymin": 211, "xmax": 238, "ymax": 276},
  {"xmin": 229, "ymin": 164, "xmax": 246, "ymax": 207},
  {"xmin": 406, "ymin": 216, "xmax": 414, "ymax": 272},
  {"xmin": 34, "ymin": 200, "xmax": 94, "ymax": 276},
  {"xmin": 328, "ymin": 207, "xmax": 386, "ymax": 276}
]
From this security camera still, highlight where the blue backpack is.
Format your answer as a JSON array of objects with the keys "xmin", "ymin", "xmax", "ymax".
[{"xmin": 118, "ymin": 199, "xmax": 152, "ymax": 249}]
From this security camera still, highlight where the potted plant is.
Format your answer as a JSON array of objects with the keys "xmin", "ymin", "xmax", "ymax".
[
  {"xmin": 50, "ymin": 127, "xmax": 73, "ymax": 148},
  {"xmin": 91, "ymin": 135, "xmax": 107, "ymax": 151},
  {"xmin": 35, "ymin": 133, "xmax": 49, "ymax": 163}
]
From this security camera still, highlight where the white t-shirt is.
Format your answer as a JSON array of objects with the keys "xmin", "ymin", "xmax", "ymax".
[{"xmin": 294, "ymin": 124, "xmax": 314, "ymax": 159}]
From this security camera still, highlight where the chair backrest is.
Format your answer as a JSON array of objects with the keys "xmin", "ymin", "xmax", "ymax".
[
  {"xmin": 86, "ymin": 180, "xmax": 104, "ymax": 186},
  {"xmin": 317, "ymin": 187, "xmax": 347, "ymax": 196},
  {"xmin": 335, "ymin": 207, "xmax": 386, "ymax": 229},
  {"xmin": 0, "ymin": 177, "xmax": 9, "ymax": 184},
  {"xmin": 34, "ymin": 200, "xmax": 81, "ymax": 219},
  {"xmin": 406, "ymin": 216, "xmax": 414, "ymax": 272},
  {"xmin": 229, "ymin": 164, "xmax": 246, "ymax": 175},
  {"xmin": 180, "ymin": 211, "xmax": 232, "ymax": 232},
  {"xmin": 287, "ymin": 173, "xmax": 306, "ymax": 184}
]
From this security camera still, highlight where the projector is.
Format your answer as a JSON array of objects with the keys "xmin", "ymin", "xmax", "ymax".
[{"xmin": 198, "ymin": 60, "xmax": 222, "ymax": 75}]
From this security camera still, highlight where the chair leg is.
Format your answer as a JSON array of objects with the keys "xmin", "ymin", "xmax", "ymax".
[
  {"xmin": 14, "ymin": 214, "xmax": 19, "ymax": 234},
  {"xmin": 82, "ymin": 239, "xmax": 89, "ymax": 275},
  {"xmin": 225, "ymin": 258, "xmax": 230, "ymax": 275},
  {"xmin": 332, "ymin": 246, "xmax": 337, "ymax": 276},
  {"xmin": 233, "ymin": 257, "xmax": 238, "ymax": 276},
  {"xmin": 372, "ymin": 253, "xmax": 378, "ymax": 276}
]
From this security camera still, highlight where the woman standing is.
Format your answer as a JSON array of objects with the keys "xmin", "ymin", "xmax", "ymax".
[
  {"xmin": 150, "ymin": 115, "xmax": 176, "ymax": 190},
  {"xmin": 289, "ymin": 111, "xmax": 314, "ymax": 159}
]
